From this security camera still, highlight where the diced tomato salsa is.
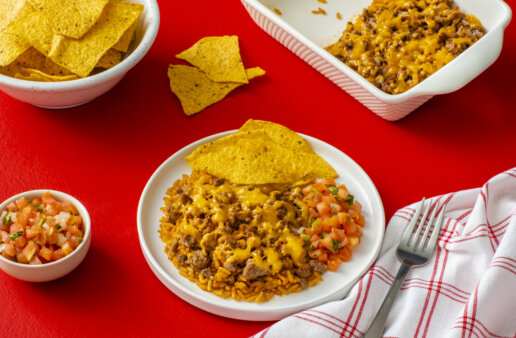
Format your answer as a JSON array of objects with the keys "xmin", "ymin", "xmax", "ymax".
[
  {"xmin": 302, "ymin": 177, "xmax": 365, "ymax": 271},
  {"xmin": 0, "ymin": 192, "xmax": 84, "ymax": 264}
]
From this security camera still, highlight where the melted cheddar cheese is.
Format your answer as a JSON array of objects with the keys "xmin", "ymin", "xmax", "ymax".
[
  {"xmin": 158, "ymin": 170, "xmax": 322, "ymax": 302},
  {"xmin": 326, "ymin": 0, "xmax": 485, "ymax": 94}
]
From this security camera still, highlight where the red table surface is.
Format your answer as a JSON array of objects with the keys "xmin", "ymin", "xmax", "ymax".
[{"xmin": 1, "ymin": 1, "xmax": 515, "ymax": 337}]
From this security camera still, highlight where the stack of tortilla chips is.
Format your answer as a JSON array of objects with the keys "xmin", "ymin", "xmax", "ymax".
[
  {"xmin": 168, "ymin": 35, "xmax": 265, "ymax": 116},
  {"xmin": 0, "ymin": 0, "xmax": 143, "ymax": 81},
  {"xmin": 186, "ymin": 119, "xmax": 337, "ymax": 185}
]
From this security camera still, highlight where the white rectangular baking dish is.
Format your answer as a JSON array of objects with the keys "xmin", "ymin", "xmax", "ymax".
[{"xmin": 241, "ymin": 0, "xmax": 512, "ymax": 121}]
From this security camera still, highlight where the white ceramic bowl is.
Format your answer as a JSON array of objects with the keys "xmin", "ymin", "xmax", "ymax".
[
  {"xmin": 0, "ymin": 190, "xmax": 91, "ymax": 282},
  {"xmin": 0, "ymin": 0, "xmax": 160, "ymax": 108},
  {"xmin": 242, "ymin": 0, "xmax": 512, "ymax": 121}
]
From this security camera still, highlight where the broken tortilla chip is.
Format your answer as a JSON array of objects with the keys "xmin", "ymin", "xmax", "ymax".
[
  {"xmin": 28, "ymin": 0, "xmax": 109, "ymax": 39},
  {"xmin": 176, "ymin": 36, "xmax": 249, "ymax": 84},
  {"xmin": 168, "ymin": 65, "xmax": 265, "ymax": 116}
]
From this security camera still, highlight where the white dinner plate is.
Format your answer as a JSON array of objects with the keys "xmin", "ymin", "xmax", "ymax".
[{"xmin": 137, "ymin": 130, "xmax": 385, "ymax": 321}]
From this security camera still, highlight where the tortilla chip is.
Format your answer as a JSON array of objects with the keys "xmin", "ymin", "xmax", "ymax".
[
  {"xmin": 176, "ymin": 36, "xmax": 248, "ymax": 84},
  {"xmin": 0, "ymin": 0, "xmax": 34, "ymax": 31},
  {"xmin": 239, "ymin": 119, "xmax": 338, "ymax": 183},
  {"xmin": 4, "ymin": 10, "xmax": 63, "ymax": 57},
  {"xmin": 239, "ymin": 119, "xmax": 313, "ymax": 153},
  {"xmin": 48, "ymin": 0, "xmax": 143, "ymax": 77},
  {"xmin": 0, "ymin": 0, "xmax": 33, "ymax": 66},
  {"xmin": 0, "ymin": 32, "xmax": 30, "ymax": 66},
  {"xmin": 95, "ymin": 48, "xmax": 122, "ymax": 69},
  {"xmin": 186, "ymin": 130, "xmax": 316, "ymax": 185},
  {"xmin": 290, "ymin": 156, "xmax": 338, "ymax": 186},
  {"xmin": 168, "ymin": 65, "xmax": 265, "ymax": 116},
  {"xmin": 28, "ymin": 0, "xmax": 109, "ymax": 39},
  {"xmin": 10, "ymin": 47, "xmax": 73, "ymax": 75},
  {"xmin": 112, "ymin": 20, "xmax": 137, "ymax": 52},
  {"xmin": 6, "ymin": 0, "xmax": 143, "ymax": 77},
  {"xmin": 14, "ymin": 68, "xmax": 79, "ymax": 81}
]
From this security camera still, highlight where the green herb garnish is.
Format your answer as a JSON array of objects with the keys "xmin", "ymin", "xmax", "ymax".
[
  {"xmin": 76, "ymin": 237, "xmax": 83, "ymax": 244},
  {"xmin": 333, "ymin": 239, "xmax": 341, "ymax": 251},
  {"xmin": 33, "ymin": 204, "xmax": 43, "ymax": 212},
  {"xmin": 56, "ymin": 224, "xmax": 62, "ymax": 230},
  {"xmin": 2, "ymin": 211, "xmax": 13, "ymax": 225},
  {"xmin": 8, "ymin": 231, "xmax": 23, "ymax": 241},
  {"xmin": 347, "ymin": 194, "xmax": 355, "ymax": 205},
  {"xmin": 328, "ymin": 185, "xmax": 338, "ymax": 195},
  {"xmin": 311, "ymin": 218, "xmax": 321, "ymax": 228},
  {"xmin": 39, "ymin": 217, "xmax": 47, "ymax": 227}
]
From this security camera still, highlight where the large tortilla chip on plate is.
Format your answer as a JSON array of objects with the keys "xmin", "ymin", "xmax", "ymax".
[
  {"xmin": 238, "ymin": 119, "xmax": 337, "ymax": 182},
  {"xmin": 28, "ymin": 0, "xmax": 109, "ymax": 39},
  {"xmin": 290, "ymin": 156, "xmax": 338, "ymax": 187},
  {"xmin": 168, "ymin": 65, "xmax": 265, "ymax": 116},
  {"xmin": 239, "ymin": 119, "xmax": 313, "ymax": 153},
  {"xmin": 176, "ymin": 36, "xmax": 248, "ymax": 84},
  {"xmin": 186, "ymin": 130, "xmax": 315, "ymax": 185}
]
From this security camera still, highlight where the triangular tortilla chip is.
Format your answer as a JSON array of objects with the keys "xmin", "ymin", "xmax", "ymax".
[
  {"xmin": 28, "ymin": 0, "xmax": 109, "ymax": 39},
  {"xmin": 0, "ymin": 32, "xmax": 30, "ymax": 66},
  {"xmin": 185, "ymin": 130, "xmax": 316, "ymax": 185},
  {"xmin": 0, "ymin": 0, "xmax": 33, "ymax": 66},
  {"xmin": 168, "ymin": 65, "xmax": 265, "ymax": 116},
  {"xmin": 176, "ymin": 36, "xmax": 249, "ymax": 84},
  {"xmin": 238, "ymin": 119, "xmax": 338, "ymax": 183}
]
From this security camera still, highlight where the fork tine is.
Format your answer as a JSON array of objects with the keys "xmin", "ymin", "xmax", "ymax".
[
  {"xmin": 410, "ymin": 199, "xmax": 432, "ymax": 248},
  {"xmin": 417, "ymin": 201, "xmax": 440, "ymax": 251},
  {"xmin": 425, "ymin": 204, "xmax": 446, "ymax": 252},
  {"xmin": 402, "ymin": 198, "xmax": 425, "ymax": 243}
]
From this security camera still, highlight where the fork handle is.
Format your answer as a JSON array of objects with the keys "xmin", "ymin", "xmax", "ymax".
[{"xmin": 363, "ymin": 263, "xmax": 412, "ymax": 338}]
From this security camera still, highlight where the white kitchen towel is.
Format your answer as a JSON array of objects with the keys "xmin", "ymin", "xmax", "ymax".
[{"xmin": 254, "ymin": 167, "xmax": 516, "ymax": 338}]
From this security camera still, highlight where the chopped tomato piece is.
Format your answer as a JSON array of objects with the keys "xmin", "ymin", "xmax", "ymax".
[{"xmin": 327, "ymin": 255, "xmax": 341, "ymax": 271}]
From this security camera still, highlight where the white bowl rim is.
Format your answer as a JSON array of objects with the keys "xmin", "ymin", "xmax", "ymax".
[
  {"xmin": 0, "ymin": 189, "xmax": 91, "ymax": 269},
  {"xmin": 0, "ymin": 0, "xmax": 160, "ymax": 92}
]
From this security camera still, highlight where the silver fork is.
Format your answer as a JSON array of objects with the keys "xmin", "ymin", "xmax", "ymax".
[{"xmin": 364, "ymin": 198, "xmax": 446, "ymax": 338}]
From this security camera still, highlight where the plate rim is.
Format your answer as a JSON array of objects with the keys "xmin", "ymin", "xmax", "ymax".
[{"xmin": 137, "ymin": 130, "xmax": 385, "ymax": 321}]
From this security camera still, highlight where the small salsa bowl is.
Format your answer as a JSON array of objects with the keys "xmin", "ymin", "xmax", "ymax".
[{"xmin": 0, "ymin": 190, "xmax": 91, "ymax": 282}]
